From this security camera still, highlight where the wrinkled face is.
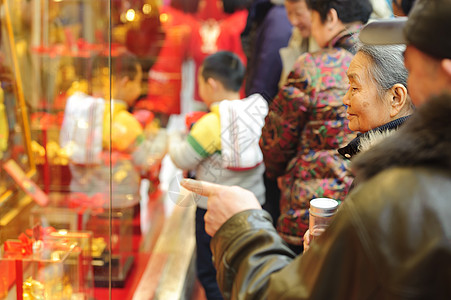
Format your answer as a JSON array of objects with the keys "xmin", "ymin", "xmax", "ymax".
[
  {"xmin": 310, "ymin": 10, "xmax": 329, "ymax": 48},
  {"xmin": 285, "ymin": 0, "xmax": 312, "ymax": 38},
  {"xmin": 343, "ymin": 52, "xmax": 391, "ymax": 132},
  {"xmin": 404, "ymin": 45, "xmax": 448, "ymax": 107}
]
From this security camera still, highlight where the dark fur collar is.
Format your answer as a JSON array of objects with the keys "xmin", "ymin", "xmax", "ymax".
[
  {"xmin": 351, "ymin": 94, "xmax": 451, "ymax": 182},
  {"xmin": 338, "ymin": 116, "xmax": 410, "ymax": 159}
]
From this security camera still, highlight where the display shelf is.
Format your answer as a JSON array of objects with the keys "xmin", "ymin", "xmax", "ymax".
[
  {"xmin": 1, "ymin": 231, "xmax": 92, "ymax": 300},
  {"xmin": 132, "ymin": 200, "xmax": 196, "ymax": 300},
  {"xmin": 0, "ymin": 0, "xmax": 197, "ymax": 296}
]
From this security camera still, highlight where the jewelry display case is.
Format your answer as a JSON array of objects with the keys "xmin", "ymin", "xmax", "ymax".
[
  {"xmin": 0, "ymin": 0, "xmax": 203, "ymax": 298},
  {"xmin": 0, "ymin": 0, "xmax": 37, "ymax": 245},
  {"xmin": 0, "ymin": 0, "xmax": 168, "ymax": 297},
  {"xmin": 0, "ymin": 226, "xmax": 94, "ymax": 300}
]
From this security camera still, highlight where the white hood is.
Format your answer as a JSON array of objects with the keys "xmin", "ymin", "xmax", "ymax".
[{"xmin": 218, "ymin": 93, "xmax": 268, "ymax": 170}]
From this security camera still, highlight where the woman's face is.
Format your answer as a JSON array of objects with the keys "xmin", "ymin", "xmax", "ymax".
[
  {"xmin": 285, "ymin": 0, "xmax": 312, "ymax": 39},
  {"xmin": 310, "ymin": 10, "xmax": 329, "ymax": 47},
  {"xmin": 343, "ymin": 52, "xmax": 392, "ymax": 132}
]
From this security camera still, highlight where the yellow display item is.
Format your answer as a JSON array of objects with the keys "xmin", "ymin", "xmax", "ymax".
[
  {"xmin": 91, "ymin": 237, "xmax": 107, "ymax": 258},
  {"xmin": 66, "ymin": 80, "xmax": 89, "ymax": 96},
  {"xmin": 31, "ymin": 140, "xmax": 46, "ymax": 165},
  {"xmin": 102, "ymin": 100, "xmax": 144, "ymax": 152},
  {"xmin": 1, "ymin": 236, "xmax": 86, "ymax": 300},
  {"xmin": 23, "ymin": 277, "xmax": 45, "ymax": 300},
  {"xmin": 46, "ymin": 141, "xmax": 69, "ymax": 166}
]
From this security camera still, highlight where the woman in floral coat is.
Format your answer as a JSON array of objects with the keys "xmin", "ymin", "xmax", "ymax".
[{"xmin": 259, "ymin": 0, "xmax": 372, "ymax": 253}]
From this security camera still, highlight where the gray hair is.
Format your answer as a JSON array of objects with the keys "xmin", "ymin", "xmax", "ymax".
[{"xmin": 356, "ymin": 43, "xmax": 408, "ymax": 101}]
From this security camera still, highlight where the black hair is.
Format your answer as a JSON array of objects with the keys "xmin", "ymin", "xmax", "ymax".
[
  {"xmin": 201, "ymin": 51, "xmax": 245, "ymax": 92},
  {"xmin": 171, "ymin": 0, "xmax": 200, "ymax": 13},
  {"xmin": 401, "ymin": 0, "xmax": 416, "ymax": 15},
  {"xmin": 306, "ymin": 0, "xmax": 372, "ymax": 24},
  {"xmin": 222, "ymin": 0, "xmax": 252, "ymax": 14},
  {"xmin": 111, "ymin": 52, "xmax": 140, "ymax": 80}
]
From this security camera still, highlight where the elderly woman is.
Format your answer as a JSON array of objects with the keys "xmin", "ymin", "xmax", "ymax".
[
  {"xmin": 303, "ymin": 43, "xmax": 414, "ymax": 250},
  {"xmin": 259, "ymin": 0, "xmax": 372, "ymax": 253},
  {"xmin": 338, "ymin": 43, "xmax": 414, "ymax": 160}
]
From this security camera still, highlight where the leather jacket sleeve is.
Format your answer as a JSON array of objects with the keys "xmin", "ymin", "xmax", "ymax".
[
  {"xmin": 211, "ymin": 167, "xmax": 451, "ymax": 299},
  {"xmin": 211, "ymin": 206, "xmax": 379, "ymax": 299}
]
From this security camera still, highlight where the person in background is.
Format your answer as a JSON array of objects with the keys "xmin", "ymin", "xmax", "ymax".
[
  {"xmin": 241, "ymin": 0, "xmax": 294, "ymax": 229},
  {"xmin": 169, "ymin": 51, "xmax": 267, "ymax": 300},
  {"xmin": 61, "ymin": 52, "xmax": 147, "ymax": 210},
  {"xmin": 181, "ymin": 0, "xmax": 451, "ymax": 298},
  {"xmin": 196, "ymin": 0, "xmax": 227, "ymax": 21},
  {"xmin": 260, "ymin": 0, "xmax": 372, "ymax": 254},
  {"xmin": 279, "ymin": 0, "xmax": 319, "ymax": 88},
  {"xmin": 190, "ymin": 0, "xmax": 226, "ymax": 108},
  {"xmin": 216, "ymin": 0, "xmax": 253, "ymax": 98},
  {"xmin": 242, "ymin": 0, "xmax": 293, "ymax": 103},
  {"xmin": 135, "ymin": 0, "xmax": 199, "ymax": 122},
  {"xmin": 217, "ymin": 0, "xmax": 252, "ymax": 67},
  {"xmin": 303, "ymin": 42, "xmax": 415, "ymax": 249},
  {"xmin": 262, "ymin": 0, "xmax": 318, "ymax": 229},
  {"xmin": 392, "ymin": 0, "xmax": 416, "ymax": 16}
]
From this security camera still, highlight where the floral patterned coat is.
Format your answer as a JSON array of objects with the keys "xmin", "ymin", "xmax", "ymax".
[{"xmin": 259, "ymin": 26, "xmax": 361, "ymax": 245}]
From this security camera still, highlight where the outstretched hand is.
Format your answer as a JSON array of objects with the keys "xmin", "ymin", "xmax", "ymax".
[{"xmin": 180, "ymin": 179, "xmax": 262, "ymax": 236}]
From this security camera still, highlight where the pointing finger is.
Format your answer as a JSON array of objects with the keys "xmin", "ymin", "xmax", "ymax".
[{"xmin": 180, "ymin": 179, "xmax": 222, "ymax": 197}]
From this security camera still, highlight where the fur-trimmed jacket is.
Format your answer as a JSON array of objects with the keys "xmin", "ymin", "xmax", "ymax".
[
  {"xmin": 338, "ymin": 116, "xmax": 411, "ymax": 189},
  {"xmin": 337, "ymin": 116, "xmax": 410, "ymax": 160},
  {"xmin": 210, "ymin": 94, "xmax": 451, "ymax": 299}
]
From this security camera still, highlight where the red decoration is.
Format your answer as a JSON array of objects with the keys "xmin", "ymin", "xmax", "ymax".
[{"xmin": 185, "ymin": 111, "xmax": 207, "ymax": 130}]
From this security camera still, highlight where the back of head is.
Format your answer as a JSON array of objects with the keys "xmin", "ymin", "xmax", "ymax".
[
  {"xmin": 91, "ymin": 52, "xmax": 141, "ymax": 101},
  {"xmin": 404, "ymin": 0, "xmax": 451, "ymax": 59},
  {"xmin": 92, "ymin": 52, "xmax": 140, "ymax": 81},
  {"xmin": 306, "ymin": 0, "xmax": 373, "ymax": 24},
  {"xmin": 111, "ymin": 52, "xmax": 140, "ymax": 81},
  {"xmin": 201, "ymin": 51, "xmax": 245, "ymax": 92}
]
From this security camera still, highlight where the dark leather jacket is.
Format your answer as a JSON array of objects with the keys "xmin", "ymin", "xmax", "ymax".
[{"xmin": 211, "ymin": 95, "xmax": 451, "ymax": 299}]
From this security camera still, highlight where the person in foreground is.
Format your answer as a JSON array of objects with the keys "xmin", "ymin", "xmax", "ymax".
[{"xmin": 181, "ymin": 0, "xmax": 451, "ymax": 298}]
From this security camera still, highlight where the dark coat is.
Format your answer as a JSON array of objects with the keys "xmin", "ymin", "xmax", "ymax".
[
  {"xmin": 211, "ymin": 94, "xmax": 451, "ymax": 299},
  {"xmin": 243, "ymin": 1, "xmax": 292, "ymax": 102}
]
